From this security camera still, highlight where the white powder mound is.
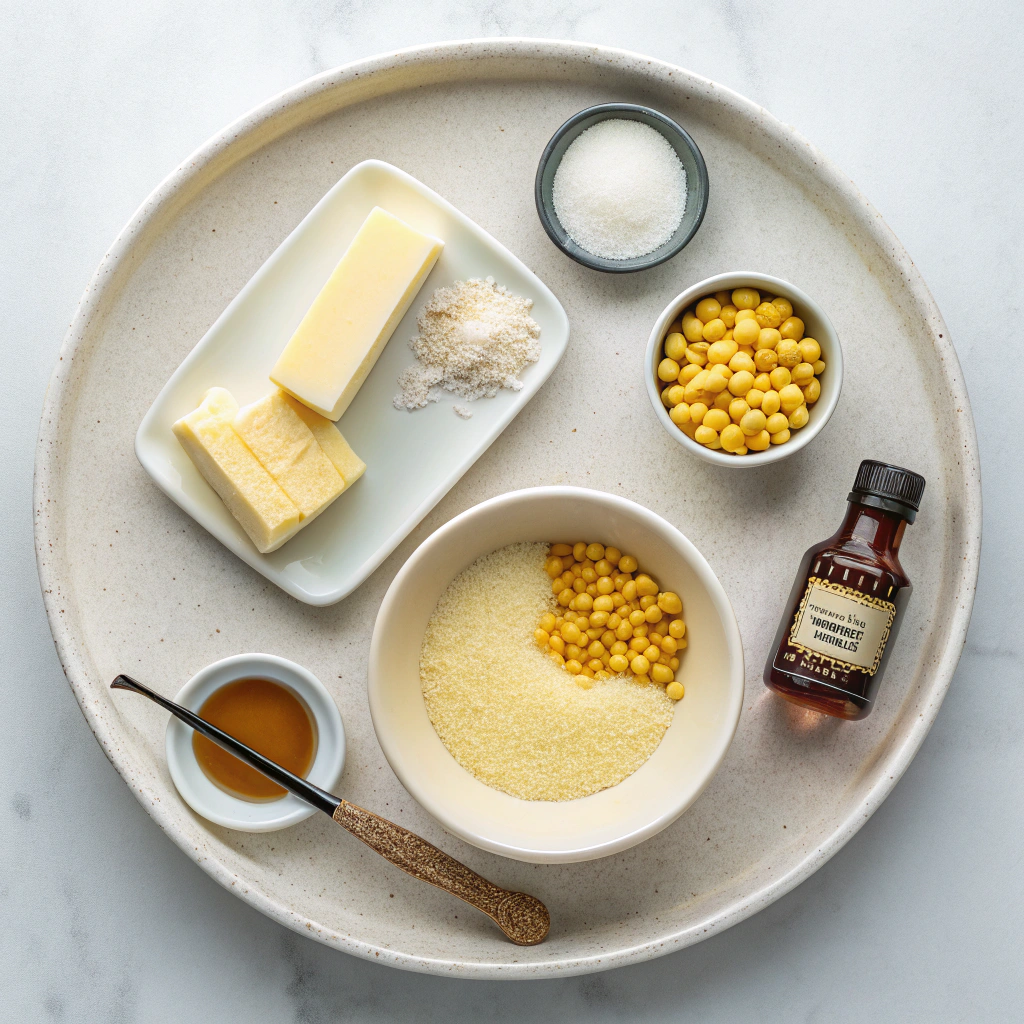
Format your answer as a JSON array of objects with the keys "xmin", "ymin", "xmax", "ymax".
[
  {"xmin": 552, "ymin": 119, "xmax": 687, "ymax": 260},
  {"xmin": 420, "ymin": 542, "xmax": 675, "ymax": 802},
  {"xmin": 394, "ymin": 277, "xmax": 541, "ymax": 412}
]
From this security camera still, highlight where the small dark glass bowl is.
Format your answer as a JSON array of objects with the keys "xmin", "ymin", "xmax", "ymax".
[{"xmin": 535, "ymin": 103, "xmax": 710, "ymax": 274}]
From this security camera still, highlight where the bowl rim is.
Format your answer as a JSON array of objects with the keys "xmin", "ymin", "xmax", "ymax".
[
  {"xmin": 645, "ymin": 272, "xmax": 844, "ymax": 468},
  {"xmin": 534, "ymin": 102, "xmax": 710, "ymax": 273},
  {"xmin": 165, "ymin": 652, "xmax": 346, "ymax": 832},
  {"xmin": 367, "ymin": 485, "xmax": 745, "ymax": 863}
]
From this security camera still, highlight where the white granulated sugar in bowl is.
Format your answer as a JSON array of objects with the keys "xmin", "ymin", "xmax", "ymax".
[
  {"xmin": 394, "ymin": 277, "xmax": 541, "ymax": 417},
  {"xmin": 552, "ymin": 119, "xmax": 688, "ymax": 261}
]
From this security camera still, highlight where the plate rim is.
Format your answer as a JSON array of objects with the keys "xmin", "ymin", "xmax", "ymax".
[
  {"xmin": 33, "ymin": 38, "xmax": 982, "ymax": 978},
  {"xmin": 132, "ymin": 157, "xmax": 570, "ymax": 605}
]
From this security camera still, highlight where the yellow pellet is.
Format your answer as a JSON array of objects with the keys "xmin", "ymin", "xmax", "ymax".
[
  {"xmin": 695, "ymin": 297, "xmax": 721, "ymax": 322},
  {"xmin": 756, "ymin": 327, "xmax": 781, "ymax": 351},
  {"xmin": 733, "ymin": 317, "xmax": 760, "ymax": 347},
  {"xmin": 651, "ymin": 664, "xmax": 675, "ymax": 684},
  {"xmin": 754, "ymin": 348, "xmax": 778, "ymax": 372},
  {"xmin": 704, "ymin": 373, "xmax": 728, "ymax": 395},
  {"xmin": 740, "ymin": 408, "xmax": 767, "ymax": 435},
  {"xmin": 761, "ymin": 389, "xmax": 782, "ymax": 416},
  {"xmin": 776, "ymin": 339, "xmax": 801, "ymax": 368},
  {"xmin": 669, "ymin": 403, "xmax": 691, "ymax": 426},
  {"xmin": 729, "ymin": 397, "xmax": 750, "ymax": 422},
  {"xmin": 765, "ymin": 412, "xmax": 789, "ymax": 435},
  {"xmin": 666, "ymin": 681, "xmax": 685, "ymax": 700},
  {"xmin": 535, "ymin": 627, "xmax": 549, "ymax": 647},
  {"xmin": 680, "ymin": 363, "xmax": 703, "ymax": 383},
  {"xmin": 631, "ymin": 654, "xmax": 651, "ymax": 675},
  {"xmin": 719, "ymin": 304, "xmax": 738, "ymax": 328},
  {"xmin": 770, "ymin": 428, "xmax": 791, "ymax": 444},
  {"xmin": 661, "ymin": 635, "xmax": 678, "ymax": 655},
  {"xmin": 745, "ymin": 388, "xmax": 765, "ymax": 410},
  {"xmin": 769, "ymin": 366, "xmax": 792, "ymax": 391},
  {"xmin": 565, "ymin": 659, "xmax": 582, "ymax": 675},
  {"xmin": 560, "ymin": 622, "xmax": 581, "ymax": 644},
  {"xmin": 664, "ymin": 332, "xmax": 686, "ymax": 361},
  {"xmin": 746, "ymin": 429, "xmax": 771, "ymax": 451},
  {"xmin": 779, "ymin": 316, "xmax": 805, "ymax": 341},
  {"xmin": 798, "ymin": 338, "xmax": 821, "ymax": 363},
  {"xmin": 682, "ymin": 317, "xmax": 705, "ymax": 343},
  {"xmin": 702, "ymin": 318, "xmax": 727, "ymax": 342},
  {"xmin": 728, "ymin": 351, "xmax": 756, "ymax": 374},
  {"xmin": 713, "ymin": 390, "xmax": 733, "ymax": 411},
  {"xmin": 732, "ymin": 288, "xmax": 760, "ymax": 310},
  {"xmin": 608, "ymin": 653, "xmax": 629, "ymax": 673},
  {"xmin": 728, "ymin": 370, "xmax": 755, "ymax": 396},
  {"xmin": 788, "ymin": 405, "xmax": 810, "ymax": 429},
  {"xmin": 658, "ymin": 357, "xmax": 681, "ymax": 382},
  {"xmin": 703, "ymin": 408, "xmax": 730, "ymax": 432},
  {"xmin": 694, "ymin": 425, "xmax": 719, "ymax": 445},
  {"xmin": 688, "ymin": 402, "xmax": 709, "ymax": 424},
  {"xmin": 772, "ymin": 297, "xmax": 793, "ymax": 320},
  {"xmin": 668, "ymin": 619, "xmax": 686, "ymax": 639},
  {"xmin": 721, "ymin": 423, "xmax": 746, "ymax": 452},
  {"xmin": 637, "ymin": 575, "xmax": 660, "ymax": 597},
  {"xmin": 754, "ymin": 302, "xmax": 782, "ymax": 329},
  {"xmin": 644, "ymin": 604, "xmax": 663, "ymax": 624},
  {"xmin": 779, "ymin": 382, "xmax": 806, "ymax": 415},
  {"xmin": 812, "ymin": 359, "xmax": 826, "ymax": 375},
  {"xmin": 707, "ymin": 339, "xmax": 738, "ymax": 364},
  {"xmin": 803, "ymin": 378, "xmax": 821, "ymax": 403},
  {"xmin": 621, "ymin": 578, "xmax": 638, "ymax": 600},
  {"xmin": 573, "ymin": 542, "xmax": 587, "ymax": 561},
  {"xmin": 791, "ymin": 361, "xmax": 815, "ymax": 384}
]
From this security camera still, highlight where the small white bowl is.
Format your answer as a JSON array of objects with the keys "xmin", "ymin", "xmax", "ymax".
[
  {"xmin": 368, "ymin": 486, "xmax": 744, "ymax": 864},
  {"xmin": 646, "ymin": 272, "xmax": 843, "ymax": 468},
  {"xmin": 166, "ymin": 653, "xmax": 345, "ymax": 832}
]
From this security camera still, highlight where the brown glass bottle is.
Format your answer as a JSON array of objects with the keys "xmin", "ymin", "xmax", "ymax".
[{"xmin": 764, "ymin": 461, "xmax": 926, "ymax": 721}]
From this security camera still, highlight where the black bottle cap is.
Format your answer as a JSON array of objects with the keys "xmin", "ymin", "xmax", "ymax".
[{"xmin": 848, "ymin": 460, "xmax": 926, "ymax": 522}]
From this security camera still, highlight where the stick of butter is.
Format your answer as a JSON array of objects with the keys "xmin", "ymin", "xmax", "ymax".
[
  {"xmin": 270, "ymin": 207, "xmax": 443, "ymax": 420},
  {"xmin": 233, "ymin": 392, "xmax": 345, "ymax": 523},
  {"xmin": 172, "ymin": 389, "xmax": 301, "ymax": 554},
  {"xmin": 279, "ymin": 392, "xmax": 366, "ymax": 486}
]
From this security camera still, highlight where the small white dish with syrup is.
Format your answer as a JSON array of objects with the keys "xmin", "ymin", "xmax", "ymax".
[{"xmin": 165, "ymin": 653, "xmax": 345, "ymax": 832}]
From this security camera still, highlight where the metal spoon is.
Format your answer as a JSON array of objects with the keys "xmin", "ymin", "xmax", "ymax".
[{"xmin": 111, "ymin": 674, "xmax": 550, "ymax": 946}]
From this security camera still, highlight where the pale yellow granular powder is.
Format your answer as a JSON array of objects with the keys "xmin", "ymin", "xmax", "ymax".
[{"xmin": 420, "ymin": 542, "xmax": 675, "ymax": 801}]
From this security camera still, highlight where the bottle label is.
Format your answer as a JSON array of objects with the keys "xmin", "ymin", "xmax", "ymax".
[{"xmin": 788, "ymin": 577, "xmax": 896, "ymax": 676}]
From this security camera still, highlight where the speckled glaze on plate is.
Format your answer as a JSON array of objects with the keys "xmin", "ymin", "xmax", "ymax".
[{"xmin": 34, "ymin": 40, "xmax": 980, "ymax": 978}]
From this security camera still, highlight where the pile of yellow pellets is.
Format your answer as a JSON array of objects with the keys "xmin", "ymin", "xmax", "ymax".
[
  {"xmin": 656, "ymin": 288, "xmax": 826, "ymax": 454},
  {"xmin": 535, "ymin": 541, "xmax": 687, "ymax": 700}
]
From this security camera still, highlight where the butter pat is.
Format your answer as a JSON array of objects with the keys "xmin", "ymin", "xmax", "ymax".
[
  {"xmin": 173, "ymin": 390, "xmax": 300, "ymax": 554},
  {"xmin": 280, "ymin": 392, "xmax": 366, "ymax": 485},
  {"xmin": 270, "ymin": 207, "xmax": 443, "ymax": 420},
  {"xmin": 233, "ymin": 392, "xmax": 345, "ymax": 521}
]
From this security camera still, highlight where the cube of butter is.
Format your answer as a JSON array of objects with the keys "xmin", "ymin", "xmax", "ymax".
[
  {"xmin": 233, "ymin": 392, "xmax": 345, "ymax": 522},
  {"xmin": 172, "ymin": 389, "xmax": 300, "ymax": 554},
  {"xmin": 279, "ymin": 391, "xmax": 366, "ymax": 486},
  {"xmin": 270, "ymin": 207, "xmax": 443, "ymax": 420}
]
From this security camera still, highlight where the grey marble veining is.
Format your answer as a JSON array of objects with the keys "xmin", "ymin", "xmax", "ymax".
[{"xmin": 1, "ymin": 1, "xmax": 1020, "ymax": 1021}]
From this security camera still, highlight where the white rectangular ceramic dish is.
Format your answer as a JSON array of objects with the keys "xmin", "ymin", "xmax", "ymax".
[{"xmin": 135, "ymin": 160, "xmax": 570, "ymax": 605}]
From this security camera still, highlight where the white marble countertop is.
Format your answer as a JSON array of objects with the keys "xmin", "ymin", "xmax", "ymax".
[{"xmin": 2, "ymin": 3, "xmax": 1018, "ymax": 1020}]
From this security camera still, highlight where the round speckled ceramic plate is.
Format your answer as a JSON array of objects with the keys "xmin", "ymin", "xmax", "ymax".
[{"xmin": 34, "ymin": 40, "xmax": 980, "ymax": 978}]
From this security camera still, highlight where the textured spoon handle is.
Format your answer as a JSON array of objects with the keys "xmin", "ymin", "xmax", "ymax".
[{"xmin": 332, "ymin": 800, "xmax": 549, "ymax": 946}]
